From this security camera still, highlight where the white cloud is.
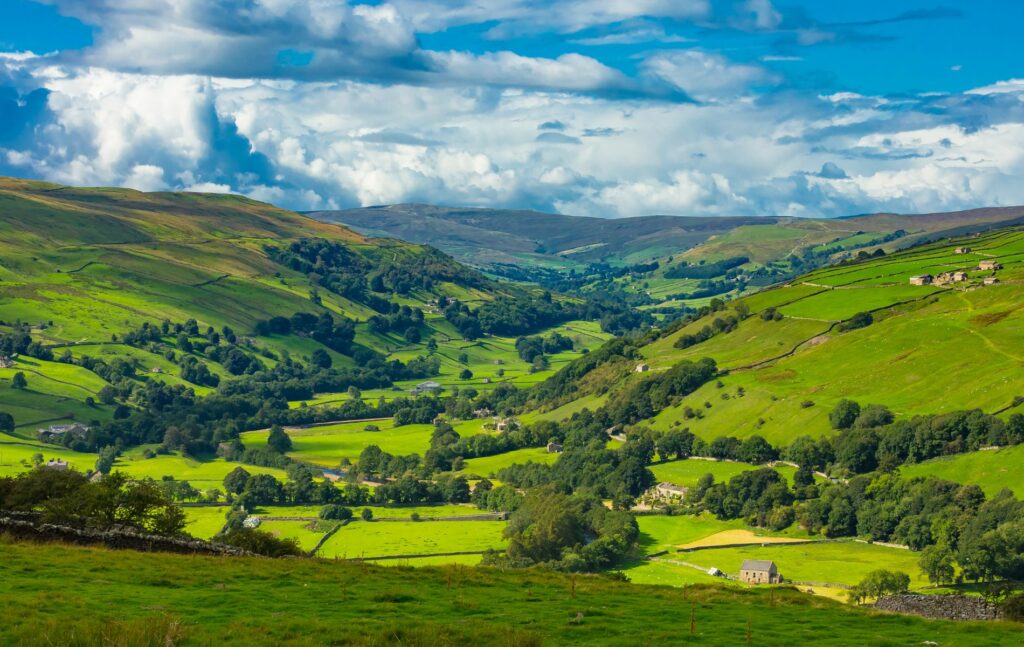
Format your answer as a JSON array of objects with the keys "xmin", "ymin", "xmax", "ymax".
[{"xmin": 640, "ymin": 50, "xmax": 776, "ymax": 101}]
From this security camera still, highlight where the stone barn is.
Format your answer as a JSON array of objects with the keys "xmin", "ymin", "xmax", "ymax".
[{"xmin": 739, "ymin": 560, "xmax": 783, "ymax": 584}]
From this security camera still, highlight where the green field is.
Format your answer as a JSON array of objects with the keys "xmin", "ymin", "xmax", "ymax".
[
  {"xmin": 183, "ymin": 506, "xmax": 229, "ymax": 539},
  {"xmin": 459, "ymin": 446, "xmax": 559, "ymax": 478},
  {"xmin": 7, "ymin": 536, "xmax": 1021, "ymax": 645},
  {"xmin": 241, "ymin": 419, "xmax": 435, "ymax": 467},
  {"xmin": 115, "ymin": 447, "xmax": 290, "ymax": 489},
  {"xmin": 650, "ymin": 459, "xmax": 800, "ymax": 488},
  {"xmin": 681, "ymin": 541, "xmax": 929, "ymax": 589},
  {"xmin": 319, "ymin": 519, "xmax": 508, "ymax": 559},
  {"xmin": 899, "ymin": 445, "xmax": 1024, "ymax": 497}
]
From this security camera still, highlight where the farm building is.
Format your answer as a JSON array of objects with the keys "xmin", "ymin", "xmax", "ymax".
[
  {"xmin": 933, "ymin": 271, "xmax": 968, "ymax": 285},
  {"xmin": 494, "ymin": 417, "xmax": 519, "ymax": 433},
  {"xmin": 546, "ymin": 442, "xmax": 563, "ymax": 454},
  {"xmin": 909, "ymin": 275, "xmax": 933, "ymax": 286},
  {"xmin": 473, "ymin": 408, "xmax": 493, "ymax": 419},
  {"xmin": 655, "ymin": 482, "xmax": 689, "ymax": 501},
  {"xmin": 635, "ymin": 363, "xmax": 650, "ymax": 373},
  {"xmin": 44, "ymin": 459, "xmax": 70, "ymax": 471},
  {"xmin": 410, "ymin": 380, "xmax": 442, "ymax": 395},
  {"xmin": 739, "ymin": 560, "xmax": 783, "ymax": 584},
  {"xmin": 0, "ymin": 355, "xmax": 14, "ymax": 369},
  {"xmin": 979, "ymin": 260, "xmax": 1003, "ymax": 271},
  {"xmin": 983, "ymin": 277, "xmax": 1001, "ymax": 285},
  {"xmin": 37, "ymin": 423, "xmax": 90, "ymax": 441},
  {"xmin": 955, "ymin": 247, "xmax": 971, "ymax": 254}
]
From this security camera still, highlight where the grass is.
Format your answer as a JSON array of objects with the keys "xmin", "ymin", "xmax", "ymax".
[
  {"xmin": 898, "ymin": 445, "xmax": 1024, "ymax": 496},
  {"xmin": 241, "ymin": 419, "xmax": 434, "ymax": 467},
  {"xmin": 649, "ymin": 459, "xmax": 802, "ymax": 488},
  {"xmin": 0, "ymin": 432, "xmax": 97, "ymax": 475},
  {"xmin": 253, "ymin": 504, "xmax": 485, "ymax": 519},
  {"xmin": 115, "ymin": 447, "xmax": 290, "ymax": 488},
  {"xmin": 459, "ymin": 446, "xmax": 559, "ymax": 478},
  {"xmin": 319, "ymin": 519, "xmax": 508, "ymax": 559},
  {"xmin": 183, "ymin": 506, "xmax": 229, "ymax": 539},
  {"xmin": 680, "ymin": 541, "xmax": 929, "ymax": 589},
  {"xmin": 3, "ymin": 539, "xmax": 1019, "ymax": 646}
]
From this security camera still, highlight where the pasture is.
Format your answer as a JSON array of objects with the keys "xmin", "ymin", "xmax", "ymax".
[
  {"xmin": 318, "ymin": 519, "xmax": 508, "ymax": 559},
  {"xmin": 899, "ymin": 445, "xmax": 1024, "ymax": 497}
]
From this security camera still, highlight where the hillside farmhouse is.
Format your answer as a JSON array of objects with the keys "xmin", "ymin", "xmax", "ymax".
[
  {"xmin": 546, "ymin": 442, "xmax": 563, "ymax": 454},
  {"xmin": 909, "ymin": 275, "xmax": 933, "ymax": 286},
  {"xmin": 38, "ymin": 423, "xmax": 90, "ymax": 441},
  {"xmin": 739, "ymin": 560, "xmax": 783, "ymax": 584},
  {"xmin": 655, "ymin": 482, "xmax": 689, "ymax": 501},
  {"xmin": 983, "ymin": 277, "xmax": 1001, "ymax": 285},
  {"xmin": 955, "ymin": 247, "xmax": 971, "ymax": 254},
  {"xmin": 44, "ymin": 459, "xmax": 70, "ymax": 471},
  {"xmin": 635, "ymin": 363, "xmax": 650, "ymax": 373},
  {"xmin": 0, "ymin": 355, "xmax": 14, "ymax": 369},
  {"xmin": 933, "ymin": 271, "xmax": 968, "ymax": 285},
  {"xmin": 979, "ymin": 260, "xmax": 1003, "ymax": 271}
]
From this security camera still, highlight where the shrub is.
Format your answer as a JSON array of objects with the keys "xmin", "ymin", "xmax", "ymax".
[
  {"xmin": 218, "ymin": 528, "xmax": 303, "ymax": 557},
  {"xmin": 319, "ymin": 504, "xmax": 353, "ymax": 521}
]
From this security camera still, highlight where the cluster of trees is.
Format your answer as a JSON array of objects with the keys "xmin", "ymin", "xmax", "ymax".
[
  {"xmin": 600, "ymin": 358, "xmax": 718, "ymax": 426},
  {"xmin": 515, "ymin": 332, "xmax": 573, "ymax": 363},
  {"xmin": 367, "ymin": 305, "xmax": 425, "ymax": 343},
  {"xmin": 253, "ymin": 311, "xmax": 356, "ymax": 355},
  {"xmin": 664, "ymin": 256, "xmax": 749, "ymax": 280},
  {"xmin": 0, "ymin": 330, "xmax": 53, "ymax": 361},
  {"xmin": 673, "ymin": 313, "xmax": 740, "ymax": 349},
  {"xmin": 484, "ymin": 487, "xmax": 639, "ymax": 572},
  {"xmin": 0, "ymin": 468, "xmax": 185, "ymax": 536}
]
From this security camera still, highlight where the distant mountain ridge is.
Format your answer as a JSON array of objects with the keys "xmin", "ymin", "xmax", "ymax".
[{"xmin": 309, "ymin": 203, "xmax": 1024, "ymax": 270}]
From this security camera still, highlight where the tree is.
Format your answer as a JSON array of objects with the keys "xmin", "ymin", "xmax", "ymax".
[
  {"xmin": 319, "ymin": 504, "xmax": 353, "ymax": 521},
  {"xmin": 97, "ymin": 386, "xmax": 117, "ymax": 405},
  {"xmin": 267, "ymin": 425, "xmax": 292, "ymax": 453},
  {"xmin": 223, "ymin": 467, "xmax": 251, "ymax": 494},
  {"xmin": 404, "ymin": 326, "xmax": 421, "ymax": 343},
  {"xmin": 347, "ymin": 385, "xmax": 361, "ymax": 400},
  {"xmin": 919, "ymin": 544, "xmax": 955, "ymax": 585},
  {"xmin": 310, "ymin": 348, "xmax": 332, "ymax": 369},
  {"xmin": 459, "ymin": 368, "xmax": 473, "ymax": 380},
  {"xmin": 10, "ymin": 372, "xmax": 26, "ymax": 389},
  {"xmin": 94, "ymin": 445, "xmax": 118, "ymax": 475},
  {"xmin": 793, "ymin": 464, "xmax": 815, "ymax": 488},
  {"xmin": 361, "ymin": 507, "xmax": 373, "ymax": 521},
  {"xmin": 830, "ymin": 399, "xmax": 861, "ymax": 430},
  {"xmin": 0, "ymin": 411, "xmax": 13, "ymax": 434},
  {"xmin": 848, "ymin": 570, "xmax": 910, "ymax": 604}
]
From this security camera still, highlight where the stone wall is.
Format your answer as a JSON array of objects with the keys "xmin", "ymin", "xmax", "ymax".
[
  {"xmin": 874, "ymin": 594, "xmax": 1002, "ymax": 621},
  {"xmin": 0, "ymin": 514, "xmax": 254, "ymax": 557}
]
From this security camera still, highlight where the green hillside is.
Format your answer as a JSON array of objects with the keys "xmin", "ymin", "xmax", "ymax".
[
  {"xmin": 0, "ymin": 177, "xmax": 610, "ymax": 434},
  {"xmin": 1, "ymin": 540, "xmax": 1019, "ymax": 646},
  {"xmin": 549, "ymin": 225, "xmax": 1024, "ymax": 446}
]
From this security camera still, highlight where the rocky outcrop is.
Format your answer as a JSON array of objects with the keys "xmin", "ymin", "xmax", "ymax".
[
  {"xmin": 874, "ymin": 594, "xmax": 1002, "ymax": 621},
  {"xmin": 0, "ymin": 514, "xmax": 253, "ymax": 557}
]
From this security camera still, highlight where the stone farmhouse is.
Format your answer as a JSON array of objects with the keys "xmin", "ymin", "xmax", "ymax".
[
  {"xmin": 933, "ymin": 271, "xmax": 968, "ymax": 286},
  {"xmin": 955, "ymin": 247, "xmax": 971, "ymax": 254},
  {"xmin": 546, "ymin": 442, "xmax": 563, "ymax": 454},
  {"xmin": 909, "ymin": 274, "xmax": 933, "ymax": 286},
  {"xmin": 0, "ymin": 355, "xmax": 15, "ymax": 369},
  {"xmin": 44, "ymin": 459, "xmax": 70, "ymax": 471},
  {"xmin": 739, "ymin": 560, "xmax": 783, "ymax": 584},
  {"xmin": 983, "ymin": 277, "xmax": 1000, "ymax": 285},
  {"xmin": 655, "ymin": 482, "xmax": 689, "ymax": 502},
  {"xmin": 37, "ymin": 423, "xmax": 90, "ymax": 442},
  {"xmin": 635, "ymin": 363, "xmax": 650, "ymax": 373},
  {"xmin": 979, "ymin": 259, "xmax": 1003, "ymax": 271}
]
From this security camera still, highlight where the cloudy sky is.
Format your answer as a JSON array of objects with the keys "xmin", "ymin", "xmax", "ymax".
[{"xmin": 1, "ymin": 1, "xmax": 1023, "ymax": 218}]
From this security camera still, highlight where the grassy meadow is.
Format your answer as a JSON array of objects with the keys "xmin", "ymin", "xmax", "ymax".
[{"xmin": 5, "ymin": 540, "xmax": 1020, "ymax": 646}]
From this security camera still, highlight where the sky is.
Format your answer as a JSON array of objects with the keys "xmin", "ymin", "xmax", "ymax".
[{"xmin": 0, "ymin": 1, "xmax": 1023, "ymax": 218}]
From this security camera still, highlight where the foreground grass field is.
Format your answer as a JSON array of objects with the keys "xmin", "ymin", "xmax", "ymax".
[
  {"xmin": 2, "ymin": 539, "xmax": 1019, "ymax": 646},
  {"xmin": 318, "ymin": 519, "xmax": 508, "ymax": 559}
]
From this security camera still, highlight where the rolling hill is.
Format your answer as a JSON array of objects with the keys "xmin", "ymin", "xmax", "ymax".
[{"xmin": 0, "ymin": 177, "xmax": 609, "ymax": 434}]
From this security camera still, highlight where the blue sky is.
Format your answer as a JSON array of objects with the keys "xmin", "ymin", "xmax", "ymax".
[{"xmin": 0, "ymin": 0, "xmax": 1022, "ymax": 217}]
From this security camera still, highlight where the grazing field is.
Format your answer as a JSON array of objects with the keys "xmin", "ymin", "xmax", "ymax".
[
  {"xmin": 682, "ymin": 541, "xmax": 927, "ymax": 589},
  {"xmin": 5, "ymin": 540, "xmax": 1018, "ymax": 646},
  {"xmin": 899, "ymin": 445, "xmax": 1024, "ymax": 496},
  {"xmin": 650, "ymin": 459, "xmax": 804, "ymax": 488},
  {"xmin": 459, "ymin": 446, "xmax": 559, "ymax": 478},
  {"xmin": 183, "ymin": 506, "xmax": 229, "ymax": 540},
  {"xmin": 0, "ymin": 432, "xmax": 96, "ymax": 476},
  {"xmin": 253, "ymin": 504, "xmax": 484, "ymax": 519},
  {"xmin": 319, "ymin": 519, "xmax": 508, "ymax": 559},
  {"xmin": 114, "ymin": 447, "xmax": 290, "ymax": 488},
  {"xmin": 634, "ymin": 514, "xmax": 748, "ymax": 554},
  {"xmin": 241, "ymin": 419, "xmax": 435, "ymax": 467},
  {"xmin": 678, "ymin": 530, "xmax": 815, "ymax": 550}
]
